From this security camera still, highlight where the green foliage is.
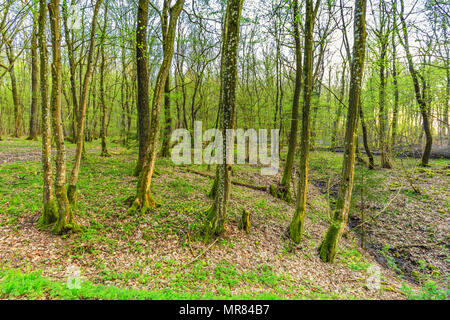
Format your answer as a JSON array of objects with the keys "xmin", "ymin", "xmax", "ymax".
[{"xmin": 401, "ymin": 281, "xmax": 449, "ymax": 300}]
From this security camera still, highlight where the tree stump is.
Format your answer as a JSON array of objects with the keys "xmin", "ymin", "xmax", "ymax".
[{"xmin": 239, "ymin": 210, "xmax": 251, "ymax": 234}]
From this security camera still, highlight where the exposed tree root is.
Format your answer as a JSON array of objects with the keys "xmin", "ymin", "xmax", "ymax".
[
  {"xmin": 127, "ymin": 191, "xmax": 156, "ymax": 215},
  {"xmin": 200, "ymin": 204, "xmax": 225, "ymax": 244}
]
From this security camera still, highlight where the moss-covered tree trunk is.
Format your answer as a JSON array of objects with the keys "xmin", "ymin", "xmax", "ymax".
[
  {"xmin": 128, "ymin": 0, "xmax": 185, "ymax": 214},
  {"xmin": 272, "ymin": 0, "xmax": 302, "ymax": 203},
  {"xmin": 202, "ymin": 0, "xmax": 243, "ymax": 243},
  {"xmin": 67, "ymin": 0, "xmax": 103, "ymax": 204},
  {"xmin": 48, "ymin": 0, "xmax": 73, "ymax": 234},
  {"xmin": 319, "ymin": 0, "xmax": 367, "ymax": 263},
  {"xmin": 289, "ymin": 0, "xmax": 320, "ymax": 243},
  {"xmin": 134, "ymin": 0, "xmax": 151, "ymax": 176},
  {"xmin": 39, "ymin": 0, "xmax": 58, "ymax": 226}
]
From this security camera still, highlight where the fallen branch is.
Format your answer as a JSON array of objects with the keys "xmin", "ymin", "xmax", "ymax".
[{"xmin": 182, "ymin": 168, "xmax": 268, "ymax": 192}]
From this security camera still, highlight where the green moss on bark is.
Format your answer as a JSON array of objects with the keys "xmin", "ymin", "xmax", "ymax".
[
  {"xmin": 201, "ymin": 204, "xmax": 225, "ymax": 243},
  {"xmin": 127, "ymin": 191, "xmax": 156, "ymax": 215},
  {"xmin": 67, "ymin": 184, "xmax": 77, "ymax": 206},
  {"xmin": 39, "ymin": 200, "xmax": 59, "ymax": 227},
  {"xmin": 318, "ymin": 221, "xmax": 342, "ymax": 263}
]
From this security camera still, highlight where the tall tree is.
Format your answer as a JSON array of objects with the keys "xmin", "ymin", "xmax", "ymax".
[
  {"xmin": 289, "ymin": 0, "xmax": 321, "ymax": 243},
  {"xmin": 128, "ymin": 0, "xmax": 185, "ymax": 214},
  {"xmin": 99, "ymin": 0, "xmax": 110, "ymax": 157},
  {"xmin": 38, "ymin": 0, "xmax": 58, "ymax": 226},
  {"xmin": 134, "ymin": 0, "xmax": 151, "ymax": 176},
  {"xmin": 67, "ymin": 0, "xmax": 104, "ymax": 204},
  {"xmin": 397, "ymin": 0, "xmax": 433, "ymax": 167},
  {"xmin": 271, "ymin": 0, "xmax": 302, "ymax": 203},
  {"xmin": 319, "ymin": 0, "xmax": 368, "ymax": 262},
  {"xmin": 28, "ymin": 5, "xmax": 39, "ymax": 141},
  {"xmin": 201, "ymin": 0, "xmax": 244, "ymax": 243},
  {"xmin": 48, "ymin": 0, "xmax": 73, "ymax": 233}
]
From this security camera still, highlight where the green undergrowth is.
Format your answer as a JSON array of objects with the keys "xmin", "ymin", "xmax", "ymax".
[{"xmin": 0, "ymin": 267, "xmax": 360, "ymax": 300}]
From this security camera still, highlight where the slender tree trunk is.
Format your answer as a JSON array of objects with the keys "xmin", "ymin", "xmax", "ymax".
[
  {"xmin": 161, "ymin": 75, "xmax": 172, "ymax": 157},
  {"xmin": 379, "ymin": 38, "xmax": 393, "ymax": 168},
  {"xmin": 398, "ymin": 0, "xmax": 432, "ymax": 167},
  {"xmin": 48, "ymin": 0, "xmax": 74, "ymax": 234},
  {"xmin": 6, "ymin": 44, "xmax": 22, "ymax": 138},
  {"xmin": 289, "ymin": 0, "xmax": 320, "ymax": 243},
  {"xmin": 100, "ymin": 1, "xmax": 109, "ymax": 157},
  {"xmin": 271, "ymin": 0, "xmax": 302, "ymax": 203},
  {"xmin": 67, "ymin": 0, "xmax": 103, "ymax": 204},
  {"xmin": 28, "ymin": 9, "xmax": 39, "ymax": 141},
  {"xmin": 319, "ymin": 0, "xmax": 367, "ymax": 263},
  {"xmin": 134, "ymin": 0, "xmax": 151, "ymax": 176},
  {"xmin": 360, "ymin": 103, "xmax": 374, "ymax": 169},
  {"xmin": 38, "ymin": 0, "xmax": 58, "ymax": 225},
  {"xmin": 331, "ymin": 64, "xmax": 346, "ymax": 148},
  {"xmin": 201, "ymin": 0, "xmax": 243, "ymax": 243},
  {"xmin": 391, "ymin": 17, "xmax": 400, "ymax": 148},
  {"xmin": 62, "ymin": 0, "xmax": 79, "ymax": 143},
  {"xmin": 128, "ymin": 0, "xmax": 185, "ymax": 214},
  {"xmin": 161, "ymin": 4, "xmax": 172, "ymax": 158}
]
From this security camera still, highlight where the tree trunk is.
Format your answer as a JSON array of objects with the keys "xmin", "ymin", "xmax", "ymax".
[
  {"xmin": 161, "ymin": 75, "xmax": 172, "ymax": 157},
  {"xmin": 272, "ymin": 0, "xmax": 302, "ymax": 203},
  {"xmin": 128, "ymin": 0, "xmax": 185, "ymax": 214},
  {"xmin": 6, "ymin": 44, "xmax": 22, "ymax": 138},
  {"xmin": 134, "ymin": 0, "xmax": 151, "ymax": 176},
  {"xmin": 289, "ymin": 0, "xmax": 320, "ymax": 243},
  {"xmin": 201, "ymin": 0, "xmax": 243, "ymax": 243},
  {"xmin": 67, "ymin": 0, "xmax": 103, "ymax": 204},
  {"xmin": 398, "ymin": 0, "xmax": 432, "ymax": 167},
  {"xmin": 100, "ymin": 1, "xmax": 109, "ymax": 157},
  {"xmin": 38, "ymin": 0, "xmax": 58, "ymax": 226},
  {"xmin": 28, "ymin": 9, "xmax": 39, "ymax": 141},
  {"xmin": 379, "ymin": 37, "xmax": 393, "ymax": 168},
  {"xmin": 161, "ymin": 4, "xmax": 172, "ymax": 158},
  {"xmin": 48, "ymin": 0, "xmax": 73, "ymax": 234},
  {"xmin": 319, "ymin": 0, "xmax": 367, "ymax": 263},
  {"xmin": 360, "ymin": 102, "xmax": 374, "ymax": 169}
]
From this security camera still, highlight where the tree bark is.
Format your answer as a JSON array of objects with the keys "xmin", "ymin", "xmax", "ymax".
[{"xmin": 319, "ymin": 0, "xmax": 367, "ymax": 263}]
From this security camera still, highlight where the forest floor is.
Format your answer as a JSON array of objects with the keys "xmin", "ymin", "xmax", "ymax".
[{"xmin": 0, "ymin": 137, "xmax": 448, "ymax": 300}]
